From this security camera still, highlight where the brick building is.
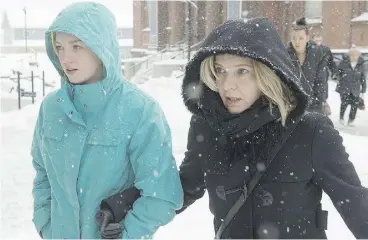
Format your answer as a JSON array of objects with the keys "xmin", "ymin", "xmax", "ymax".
[{"xmin": 133, "ymin": 0, "xmax": 368, "ymax": 50}]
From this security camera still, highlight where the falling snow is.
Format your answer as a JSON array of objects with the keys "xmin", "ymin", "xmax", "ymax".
[{"xmin": 256, "ymin": 162, "xmax": 266, "ymax": 172}]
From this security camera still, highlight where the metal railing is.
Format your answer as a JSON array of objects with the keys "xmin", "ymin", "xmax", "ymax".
[
  {"xmin": 135, "ymin": 39, "xmax": 204, "ymax": 78},
  {"xmin": 7, "ymin": 70, "xmax": 47, "ymax": 110},
  {"xmin": 130, "ymin": 39, "xmax": 187, "ymax": 73}
]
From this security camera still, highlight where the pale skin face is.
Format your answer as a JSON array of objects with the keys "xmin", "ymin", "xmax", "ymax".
[
  {"xmin": 291, "ymin": 29, "xmax": 309, "ymax": 54},
  {"xmin": 313, "ymin": 35, "xmax": 323, "ymax": 46},
  {"xmin": 54, "ymin": 32, "xmax": 103, "ymax": 85},
  {"xmin": 214, "ymin": 54, "xmax": 262, "ymax": 114},
  {"xmin": 349, "ymin": 48, "xmax": 361, "ymax": 63}
]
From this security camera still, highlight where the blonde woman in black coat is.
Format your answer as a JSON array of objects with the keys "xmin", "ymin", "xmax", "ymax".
[{"xmin": 177, "ymin": 18, "xmax": 368, "ymax": 239}]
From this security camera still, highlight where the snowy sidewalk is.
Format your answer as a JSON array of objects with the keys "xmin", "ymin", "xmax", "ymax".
[{"xmin": 1, "ymin": 78, "xmax": 367, "ymax": 239}]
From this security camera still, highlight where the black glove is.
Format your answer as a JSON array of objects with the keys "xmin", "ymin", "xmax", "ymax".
[
  {"xmin": 95, "ymin": 187, "xmax": 140, "ymax": 239},
  {"xmin": 100, "ymin": 187, "xmax": 141, "ymax": 223},
  {"xmin": 95, "ymin": 209, "xmax": 123, "ymax": 239}
]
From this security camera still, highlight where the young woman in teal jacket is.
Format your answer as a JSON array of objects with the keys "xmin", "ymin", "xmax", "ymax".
[{"xmin": 31, "ymin": 2, "xmax": 183, "ymax": 239}]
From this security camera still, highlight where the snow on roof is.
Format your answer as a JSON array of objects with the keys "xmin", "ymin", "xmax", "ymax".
[{"xmin": 351, "ymin": 12, "xmax": 368, "ymax": 22}]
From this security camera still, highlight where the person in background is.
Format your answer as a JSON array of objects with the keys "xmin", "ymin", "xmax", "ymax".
[
  {"xmin": 336, "ymin": 46, "xmax": 366, "ymax": 126},
  {"xmin": 177, "ymin": 18, "xmax": 368, "ymax": 239},
  {"xmin": 313, "ymin": 33, "xmax": 338, "ymax": 79},
  {"xmin": 31, "ymin": 2, "xmax": 183, "ymax": 239},
  {"xmin": 287, "ymin": 17, "xmax": 329, "ymax": 114},
  {"xmin": 312, "ymin": 33, "xmax": 338, "ymax": 116}
]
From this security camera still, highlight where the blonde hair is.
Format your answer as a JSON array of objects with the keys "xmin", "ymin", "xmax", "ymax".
[
  {"xmin": 200, "ymin": 55, "xmax": 296, "ymax": 126},
  {"xmin": 50, "ymin": 32, "xmax": 58, "ymax": 54},
  {"xmin": 348, "ymin": 45, "xmax": 361, "ymax": 56}
]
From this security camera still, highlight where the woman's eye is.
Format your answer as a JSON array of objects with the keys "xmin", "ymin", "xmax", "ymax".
[
  {"xmin": 238, "ymin": 68, "xmax": 249, "ymax": 75},
  {"xmin": 73, "ymin": 45, "xmax": 82, "ymax": 50},
  {"xmin": 215, "ymin": 67, "xmax": 225, "ymax": 74},
  {"xmin": 55, "ymin": 45, "xmax": 63, "ymax": 53}
]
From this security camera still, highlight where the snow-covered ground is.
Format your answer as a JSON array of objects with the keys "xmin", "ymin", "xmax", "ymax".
[{"xmin": 1, "ymin": 77, "xmax": 367, "ymax": 239}]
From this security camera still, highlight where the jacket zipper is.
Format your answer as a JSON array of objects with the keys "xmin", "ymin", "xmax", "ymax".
[{"xmin": 71, "ymin": 86, "xmax": 75, "ymax": 101}]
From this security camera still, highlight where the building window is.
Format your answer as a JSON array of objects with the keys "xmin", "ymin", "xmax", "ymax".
[
  {"xmin": 305, "ymin": 0, "xmax": 322, "ymax": 19},
  {"xmin": 227, "ymin": 0, "xmax": 242, "ymax": 20}
]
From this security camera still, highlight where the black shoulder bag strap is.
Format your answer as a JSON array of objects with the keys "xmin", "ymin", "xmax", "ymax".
[{"xmin": 215, "ymin": 117, "xmax": 305, "ymax": 239}]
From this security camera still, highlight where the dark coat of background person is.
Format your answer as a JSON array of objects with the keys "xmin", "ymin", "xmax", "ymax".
[
  {"xmin": 319, "ymin": 43, "xmax": 338, "ymax": 79},
  {"xmin": 177, "ymin": 18, "xmax": 368, "ymax": 239},
  {"xmin": 336, "ymin": 54, "xmax": 366, "ymax": 97},
  {"xmin": 287, "ymin": 41, "xmax": 328, "ymax": 112}
]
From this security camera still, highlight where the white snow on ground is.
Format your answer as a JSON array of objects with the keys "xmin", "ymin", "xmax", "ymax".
[{"xmin": 1, "ymin": 77, "xmax": 368, "ymax": 239}]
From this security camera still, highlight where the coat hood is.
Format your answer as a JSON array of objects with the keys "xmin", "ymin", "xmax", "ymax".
[
  {"xmin": 182, "ymin": 18, "xmax": 308, "ymax": 124},
  {"xmin": 45, "ymin": 2, "xmax": 123, "ymax": 96}
]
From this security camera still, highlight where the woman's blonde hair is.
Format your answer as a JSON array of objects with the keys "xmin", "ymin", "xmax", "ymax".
[
  {"xmin": 50, "ymin": 32, "xmax": 57, "ymax": 54},
  {"xmin": 200, "ymin": 55, "xmax": 296, "ymax": 126}
]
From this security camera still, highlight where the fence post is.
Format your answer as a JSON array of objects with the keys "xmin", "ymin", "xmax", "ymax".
[
  {"xmin": 31, "ymin": 71, "xmax": 35, "ymax": 104},
  {"xmin": 43, "ymin": 71, "xmax": 45, "ymax": 97},
  {"xmin": 17, "ymin": 72, "xmax": 21, "ymax": 110}
]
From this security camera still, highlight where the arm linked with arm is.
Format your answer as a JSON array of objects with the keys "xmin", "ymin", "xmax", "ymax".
[{"xmin": 121, "ymin": 101, "xmax": 183, "ymax": 239}]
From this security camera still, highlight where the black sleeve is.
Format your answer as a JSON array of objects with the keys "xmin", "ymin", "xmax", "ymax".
[
  {"xmin": 100, "ymin": 187, "xmax": 141, "ymax": 223},
  {"xmin": 176, "ymin": 115, "xmax": 207, "ymax": 214},
  {"xmin": 311, "ymin": 116, "xmax": 368, "ymax": 239},
  {"xmin": 361, "ymin": 70, "xmax": 366, "ymax": 94},
  {"xmin": 326, "ymin": 47, "xmax": 338, "ymax": 76},
  {"xmin": 313, "ymin": 55, "xmax": 328, "ymax": 103},
  {"xmin": 337, "ymin": 61, "xmax": 343, "ymax": 77}
]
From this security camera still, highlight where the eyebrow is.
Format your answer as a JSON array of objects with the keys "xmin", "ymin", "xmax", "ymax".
[
  {"xmin": 215, "ymin": 63, "xmax": 252, "ymax": 67},
  {"xmin": 54, "ymin": 40, "xmax": 82, "ymax": 45}
]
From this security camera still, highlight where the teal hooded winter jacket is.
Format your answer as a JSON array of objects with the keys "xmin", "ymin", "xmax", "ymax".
[{"xmin": 31, "ymin": 2, "xmax": 183, "ymax": 239}]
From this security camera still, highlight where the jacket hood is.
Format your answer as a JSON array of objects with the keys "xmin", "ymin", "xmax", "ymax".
[
  {"xmin": 182, "ymin": 18, "xmax": 308, "ymax": 124},
  {"xmin": 45, "ymin": 2, "xmax": 123, "ymax": 95}
]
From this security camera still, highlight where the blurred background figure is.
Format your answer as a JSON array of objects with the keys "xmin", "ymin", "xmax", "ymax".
[
  {"xmin": 288, "ymin": 17, "xmax": 329, "ymax": 115},
  {"xmin": 336, "ymin": 45, "xmax": 366, "ymax": 126},
  {"xmin": 312, "ymin": 34, "xmax": 338, "ymax": 81}
]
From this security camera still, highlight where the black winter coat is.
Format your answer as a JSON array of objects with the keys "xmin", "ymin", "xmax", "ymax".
[
  {"xmin": 336, "ymin": 55, "xmax": 366, "ymax": 97},
  {"xmin": 287, "ymin": 41, "xmax": 328, "ymax": 108},
  {"xmin": 319, "ymin": 43, "xmax": 338, "ymax": 77},
  {"xmin": 178, "ymin": 18, "xmax": 368, "ymax": 239}
]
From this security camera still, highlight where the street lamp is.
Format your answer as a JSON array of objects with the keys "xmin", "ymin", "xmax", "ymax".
[
  {"xmin": 185, "ymin": 0, "xmax": 198, "ymax": 61},
  {"xmin": 22, "ymin": 6, "xmax": 27, "ymax": 53}
]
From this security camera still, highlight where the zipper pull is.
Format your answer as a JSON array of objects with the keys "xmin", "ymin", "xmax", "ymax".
[{"xmin": 71, "ymin": 87, "xmax": 75, "ymax": 101}]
